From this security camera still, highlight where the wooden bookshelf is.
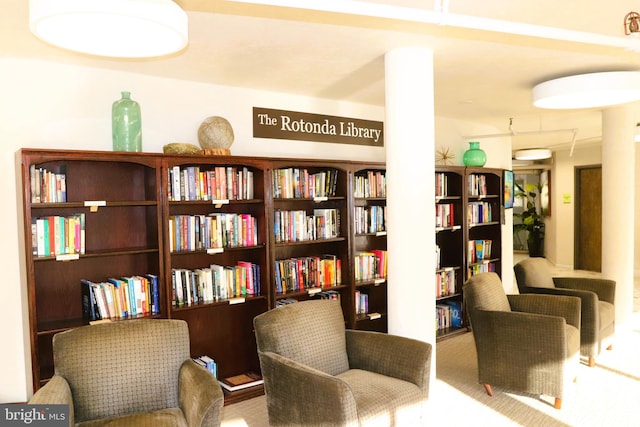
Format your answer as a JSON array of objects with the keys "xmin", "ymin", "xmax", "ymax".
[{"xmin": 19, "ymin": 149, "xmax": 389, "ymax": 400}]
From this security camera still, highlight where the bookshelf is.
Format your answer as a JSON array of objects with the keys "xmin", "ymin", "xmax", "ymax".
[
  {"xmin": 19, "ymin": 150, "xmax": 390, "ymax": 402},
  {"xmin": 435, "ymin": 166, "xmax": 503, "ymax": 341},
  {"xmin": 351, "ymin": 165, "xmax": 387, "ymax": 332}
]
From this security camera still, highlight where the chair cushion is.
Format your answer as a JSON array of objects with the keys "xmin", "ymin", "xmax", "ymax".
[
  {"xmin": 515, "ymin": 258, "xmax": 556, "ymax": 288},
  {"xmin": 335, "ymin": 369, "xmax": 424, "ymax": 426},
  {"xmin": 77, "ymin": 407, "xmax": 187, "ymax": 427},
  {"xmin": 599, "ymin": 301, "xmax": 615, "ymax": 330},
  {"xmin": 254, "ymin": 299, "xmax": 350, "ymax": 376}
]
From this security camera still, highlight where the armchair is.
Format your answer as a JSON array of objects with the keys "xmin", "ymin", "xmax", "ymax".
[
  {"xmin": 29, "ymin": 319, "xmax": 224, "ymax": 427},
  {"xmin": 253, "ymin": 299, "xmax": 432, "ymax": 426},
  {"xmin": 463, "ymin": 272, "xmax": 581, "ymax": 409},
  {"xmin": 514, "ymin": 257, "xmax": 616, "ymax": 366}
]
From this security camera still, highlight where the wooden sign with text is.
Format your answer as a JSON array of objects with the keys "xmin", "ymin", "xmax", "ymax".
[{"xmin": 253, "ymin": 107, "xmax": 384, "ymax": 147}]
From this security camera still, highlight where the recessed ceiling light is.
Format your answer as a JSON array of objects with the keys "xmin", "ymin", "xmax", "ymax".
[
  {"xmin": 532, "ymin": 71, "xmax": 640, "ymax": 109},
  {"xmin": 29, "ymin": 0, "xmax": 189, "ymax": 58}
]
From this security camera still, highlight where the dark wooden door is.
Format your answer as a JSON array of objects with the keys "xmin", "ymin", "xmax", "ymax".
[{"xmin": 575, "ymin": 166, "xmax": 601, "ymax": 271}]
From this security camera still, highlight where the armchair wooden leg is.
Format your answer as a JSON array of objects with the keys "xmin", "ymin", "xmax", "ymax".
[
  {"xmin": 483, "ymin": 384, "xmax": 493, "ymax": 397},
  {"xmin": 588, "ymin": 357, "xmax": 595, "ymax": 367},
  {"xmin": 554, "ymin": 398, "xmax": 562, "ymax": 410}
]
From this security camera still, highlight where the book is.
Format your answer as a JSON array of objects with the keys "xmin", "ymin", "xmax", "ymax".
[{"xmin": 219, "ymin": 372, "xmax": 264, "ymax": 392}]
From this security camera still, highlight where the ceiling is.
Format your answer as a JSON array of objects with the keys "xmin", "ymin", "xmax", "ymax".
[{"xmin": 4, "ymin": 0, "xmax": 640, "ymax": 152}]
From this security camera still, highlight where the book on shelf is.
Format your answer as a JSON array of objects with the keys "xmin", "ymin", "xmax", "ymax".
[
  {"xmin": 168, "ymin": 165, "xmax": 254, "ymax": 202},
  {"xmin": 353, "ymin": 170, "xmax": 386, "ymax": 198},
  {"xmin": 193, "ymin": 355, "xmax": 218, "ymax": 378},
  {"xmin": 220, "ymin": 372, "xmax": 264, "ymax": 392}
]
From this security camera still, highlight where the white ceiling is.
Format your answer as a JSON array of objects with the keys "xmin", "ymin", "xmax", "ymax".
[{"xmin": 5, "ymin": 0, "xmax": 640, "ymax": 152}]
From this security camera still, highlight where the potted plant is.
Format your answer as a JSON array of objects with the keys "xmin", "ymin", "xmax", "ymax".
[{"xmin": 513, "ymin": 183, "xmax": 545, "ymax": 257}]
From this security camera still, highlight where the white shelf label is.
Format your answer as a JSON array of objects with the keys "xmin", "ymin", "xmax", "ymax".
[
  {"xmin": 307, "ymin": 287, "xmax": 322, "ymax": 295},
  {"xmin": 368, "ymin": 312, "xmax": 382, "ymax": 320},
  {"xmin": 206, "ymin": 248, "xmax": 224, "ymax": 255},
  {"xmin": 229, "ymin": 297, "xmax": 246, "ymax": 305},
  {"xmin": 313, "ymin": 196, "xmax": 328, "ymax": 202},
  {"xmin": 375, "ymin": 231, "xmax": 387, "ymax": 237},
  {"xmin": 374, "ymin": 278, "xmax": 385, "ymax": 285},
  {"xmin": 212, "ymin": 199, "xmax": 230, "ymax": 208},
  {"xmin": 56, "ymin": 253, "xmax": 79, "ymax": 262},
  {"xmin": 84, "ymin": 200, "xmax": 106, "ymax": 212}
]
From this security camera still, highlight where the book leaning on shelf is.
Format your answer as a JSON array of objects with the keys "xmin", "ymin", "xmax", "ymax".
[
  {"xmin": 32, "ymin": 214, "xmax": 85, "ymax": 257},
  {"xmin": 30, "ymin": 164, "xmax": 66, "ymax": 203},
  {"xmin": 81, "ymin": 274, "xmax": 160, "ymax": 321}
]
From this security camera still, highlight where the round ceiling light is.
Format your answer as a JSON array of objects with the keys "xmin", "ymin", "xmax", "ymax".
[
  {"xmin": 29, "ymin": 0, "xmax": 189, "ymax": 58},
  {"xmin": 532, "ymin": 71, "xmax": 640, "ymax": 109},
  {"xmin": 513, "ymin": 149, "xmax": 552, "ymax": 161}
]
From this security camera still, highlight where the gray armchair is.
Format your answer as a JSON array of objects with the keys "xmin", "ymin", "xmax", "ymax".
[
  {"xmin": 463, "ymin": 272, "xmax": 581, "ymax": 409},
  {"xmin": 253, "ymin": 299, "xmax": 432, "ymax": 426},
  {"xmin": 514, "ymin": 257, "xmax": 615, "ymax": 366},
  {"xmin": 29, "ymin": 319, "xmax": 224, "ymax": 427}
]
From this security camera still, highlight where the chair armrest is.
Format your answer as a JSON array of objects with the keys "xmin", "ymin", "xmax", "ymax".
[
  {"xmin": 179, "ymin": 360, "xmax": 224, "ymax": 427},
  {"xmin": 554, "ymin": 277, "xmax": 616, "ymax": 305},
  {"xmin": 345, "ymin": 329, "xmax": 431, "ymax": 394},
  {"xmin": 508, "ymin": 294, "xmax": 581, "ymax": 329},
  {"xmin": 28, "ymin": 375, "xmax": 74, "ymax": 427},
  {"xmin": 258, "ymin": 350, "xmax": 358, "ymax": 425}
]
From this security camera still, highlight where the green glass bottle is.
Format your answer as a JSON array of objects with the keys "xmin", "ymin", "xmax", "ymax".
[
  {"xmin": 463, "ymin": 141, "xmax": 486, "ymax": 167},
  {"xmin": 112, "ymin": 91, "xmax": 142, "ymax": 152}
]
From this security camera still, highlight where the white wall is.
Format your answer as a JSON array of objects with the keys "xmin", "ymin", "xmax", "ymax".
[{"xmin": 0, "ymin": 58, "xmax": 514, "ymax": 402}]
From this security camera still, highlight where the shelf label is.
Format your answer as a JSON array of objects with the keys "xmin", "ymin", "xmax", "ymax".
[
  {"xmin": 313, "ymin": 196, "xmax": 328, "ymax": 202},
  {"xmin": 375, "ymin": 231, "xmax": 387, "ymax": 237},
  {"xmin": 212, "ymin": 199, "xmax": 230, "ymax": 208},
  {"xmin": 84, "ymin": 200, "xmax": 106, "ymax": 212},
  {"xmin": 229, "ymin": 297, "xmax": 246, "ymax": 305},
  {"xmin": 206, "ymin": 247, "xmax": 224, "ymax": 255},
  {"xmin": 374, "ymin": 278, "xmax": 385, "ymax": 285},
  {"xmin": 56, "ymin": 253, "xmax": 79, "ymax": 262},
  {"xmin": 367, "ymin": 312, "xmax": 382, "ymax": 320},
  {"xmin": 307, "ymin": 287, "xmax": 322, "ymax": 295}
]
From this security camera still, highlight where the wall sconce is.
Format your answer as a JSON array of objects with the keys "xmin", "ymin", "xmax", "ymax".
[
  {"xmin": 29, "ymin": 0, "xmax": 189, "ymax": 58},
  {"xmin": 624, "ymin": 11, "xmax": 640, "ymax": 35}
]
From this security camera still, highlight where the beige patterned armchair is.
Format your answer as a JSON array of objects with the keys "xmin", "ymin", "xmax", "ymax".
[
  {"xmin": 514, "ymin": 257, "xmax": 616, "ymax": 366},
  {"xmin": 463, "ymin": 272, "xmax": 581, "ymax": 409},
  {"xmin": 253, "ymin": 299, "xmax": 432, "ymax": 426},
  {"xmin": 29, "ymin": 319, "xmax": 224, "ymax": 427}
]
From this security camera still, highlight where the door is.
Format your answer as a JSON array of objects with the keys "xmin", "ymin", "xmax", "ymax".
[{"xmin": 575, "ymin": 166, "xmax": 601, "ymax": 271}]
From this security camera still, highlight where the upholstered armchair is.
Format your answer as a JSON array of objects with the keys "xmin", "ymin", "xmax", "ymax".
[
  {"xmin": 514, "ymin": 257, "xmax": 616, "ymax": 367},
  {"xmin": 29, "ymin": 319, "xmax": 224, "ymax": 427},
  {"xmin": 463, "ymin": 272, "xmax": 581, "ymax": 409},
  {"xmin": 253, "ymin": 299, "xmax": 432, "ymax": 426}
]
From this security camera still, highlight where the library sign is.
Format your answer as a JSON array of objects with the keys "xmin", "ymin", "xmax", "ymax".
[{"xmin": 253, "ymin": 107, "xmax": 384, "ymax": 147}]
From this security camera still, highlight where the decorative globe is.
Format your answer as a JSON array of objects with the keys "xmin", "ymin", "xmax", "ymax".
[{"xmin": 198, "ymin": 116, "xmax": 234, "ymax": 150}]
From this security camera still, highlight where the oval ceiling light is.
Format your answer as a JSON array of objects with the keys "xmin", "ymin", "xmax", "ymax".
[
  {"xmin": 513, "ymin": 148, "xmax": 552, "ymax": 161},
  {"xmin": 532, "ymin": 71, "xmax": 640, "ymax": 109},
  {"xmin": 29, "ymin": 0, "xmax": 188, "ymax": 58}
]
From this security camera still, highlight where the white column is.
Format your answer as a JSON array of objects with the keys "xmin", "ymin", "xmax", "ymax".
[
  {"xmin": 601, "ymin": 106, "xmax": 635, "ymax": 325},
  {"xmin": 385, "ymin": 47, "xmax": 435, "ymax": 344}
]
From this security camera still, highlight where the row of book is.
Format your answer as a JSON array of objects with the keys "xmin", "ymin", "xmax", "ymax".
[
  {"xmin": 467, "ymin": 174, "xmax": 488, "ymax": 197},
  {"xmin": 274, "ymin": 255, "xmax": 341, "ymax": 293},
  {"xmin": 168, "ymin": 213, "xmax": 258, "ymax": 252},
  {"xmin": 273, "ymin": 209, "xmax": 340, "ymax": 243},
  {"xmin": 354, "ymin": 290, "xmax": 369, "ymax": 314},
  {"xmin": 354, "ymin": 250, "xmax": 387, "ymax": 282},
  {"xmin": 468, "ymin": 239, "xmax": 493, "ymax": 263},
  {"xmin": 171, "ymin": 262, "xmax": 261, "ymax": 306},
  {"xmin": 272, "ymin": 167, "xmax": 338, "ymax": 199},
  {"xmin": 353, "ymin": 170, "xmax": 386, "ymax": 198},
  {"xmin": 353, "ymin": 205, "xmax": 386, "ymax": 234},
  {"xmin": 81, "ymin": 274, "xmax": 160, "ymax": 321},
  {"xmin": 436, "ymin": 300, "xmax": 462, "ymax": 332},
  {"xmin": 168, "ymin": 165, "xmax": 255, "ymax": 201},
  {"xmin": 30, "ymin": 165, "xmax": 67, "ymax": 203},
  {"xmin": 32, "ymin": 214, "xmax": 86, "ymax": 257},
  {"xmin": 468, "ymin": 262, "xmax": 497, "ymax": 277},
  {"xmin": 436, "ymin": 269, "xmax": 457, "ymax": 298},
  {"xmin": 467, "ymin": 201, "xmax": 493, "ymax": 224},
  {"xmin": 435, "ymin": 203, "xmax": 456, "ymax": 228},
  {"xmin": 435, "ymin": 172, "xmax": 449, "ymax": 198}
]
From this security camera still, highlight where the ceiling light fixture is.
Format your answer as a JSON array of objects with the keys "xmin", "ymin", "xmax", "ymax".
[
  {"xmin": 29, "ymin": 0, "xmax": 188, "ymax": 58},
  {"xmin": 513, "ymin": 149, "xmax": 552, "ymax": 161},
  {"xmin": 624, "ymin": 11, "xmax": 640, "ymax": 36},
  {"xmin": 532, "ymin": 71, "xmax": 640, "ymax": 109}
]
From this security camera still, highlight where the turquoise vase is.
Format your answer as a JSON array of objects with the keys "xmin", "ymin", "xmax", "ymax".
[
  {"xmin": 112, "ymin": 91, "xmax": 142, "ymax": 152},
  {"xmin": 463, "ymin": 141, "xmax": 486, "ymax": 167}
]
